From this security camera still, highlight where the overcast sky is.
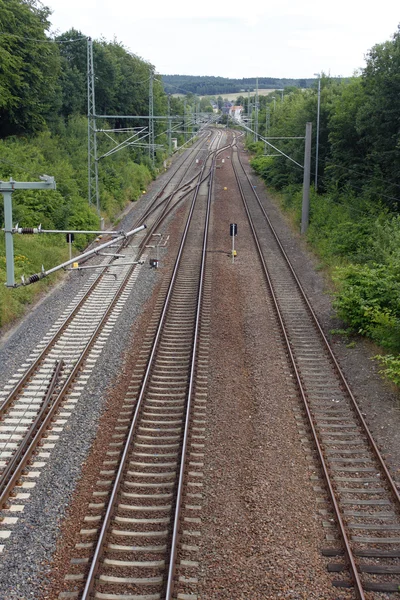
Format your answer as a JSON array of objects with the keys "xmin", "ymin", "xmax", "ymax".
[{"xmin": 45, "ymin": 0, "xmax": 399, "ymax": 79}]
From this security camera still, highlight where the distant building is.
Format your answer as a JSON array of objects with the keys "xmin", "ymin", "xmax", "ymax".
[
  {"xmin": 229, "ymin": 105, "xmax": 243, "ymax": 121},
  {"xmin": 221, "ymin": 101, "xmax": 233, "ymax": 115}
]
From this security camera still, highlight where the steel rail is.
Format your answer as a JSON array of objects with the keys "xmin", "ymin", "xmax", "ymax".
[
  {"xmin": 124, "ymin": 131, "xmax": 226, "ymax": 258},
  {"xmin": 0, "ymin": 132, "xmax": 214, "ymax": 417},
  {"xmin": 150, "ymin": 136, "xmax": 234, "ymax": 232},
  {"xmin": 231, "ymin": 145, "xmax": 366, "ymax": 599},
  {"xmin": 0, "ymin": 359, "xmax": 63, "ymax": 496},
  {"xmin": 0, "ymin": 131, "xmax": 222, "ymax": 524},
  {"xmin": 164, "ymin": 130, "xmax": 221, "ymax": 600},
  {"xmin": 132, "ymin": 131, "xmax": 212, "ymax": 227},
  {"xmin": 234, "ymin": 146, "xmax": 400, "ymax": 508},
  {"xmin": 79, "ymin": 131, "xmax": 220, "ymax": 600},
  {"xmin": 0, "ymin": 229, "xmax": 154, "ymax": 510}
]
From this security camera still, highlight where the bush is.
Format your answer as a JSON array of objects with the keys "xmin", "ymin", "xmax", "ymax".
[
  {"xmin": 333, "ymin": 263, "xmax": 400, "ymax": 350},
  {"xmin": 375, "ymin": 354, "xmax": 400, "ymax": 386},
  {"xmin": 0, "ymin": 117, "xmax": 154, "ymax": 328}
]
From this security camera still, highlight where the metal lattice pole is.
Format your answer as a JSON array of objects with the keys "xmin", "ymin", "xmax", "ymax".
[
  {"xmin": 183, "ymin": 96, "xmax": 187, "ymax": 143},
  {"xmin": 315, "ymin": 74, "xmax": 321, "ymax": 191},
  {"xmin": 264, "ymin": 106, "xmax": 270, "ymax": 154},
  {"xmin": 254, "ymin": 77, "xmax": 259, "ymax": 142},
  {"xmin": 167, "ymin": 95, "xmax": 172, "ymax": 155},
  {"xmin": 301, "ymin": 122, "xmax": 313, "ymax": 234},
  {"xmin": 248, "ymin": 100, "xmax": 252, "ymax": 130},
  {"xmin": 87, "ymin": 38, "xmax": 99, "ymax": 215},
  {"xmin": 149, "ymin": 70, "xmax": 155, "ymax": 165}
]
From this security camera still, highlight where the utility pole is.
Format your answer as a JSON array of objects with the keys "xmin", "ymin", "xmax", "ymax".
[
  {"xmin": 1, "ymin": 177, "xmax": 56, "ymax": 287},
  {"xmin": 314, "ymin": 73, "xmax": 321, "ymax": 191},
  {"xmin": 264, "ymin": 106, "xmax": 270, "ymax": 154},
  {"xmin": 301, "ymin": 122, "xmax": 312, "ymax": 234},
  {"xmin": 167, "ymin": 94, "xmax": 172, "ymax": 155},
  {"xmin": 183, "ymin": 96, "xmax": 187, "ymax": 143},
  {"xmin": 248, "ymin": 100, "xmax": 252, "ymax": 129},
  {"xmin": 247, "ymin": 89, "xmax": 250, "ymax": 125},
  {"xmin": 87, "ymin": 38, "xmax": 100, "ymax": 216},
  {"xmin": 254, "ymin": 78, "xmax": 259, "ymax": 142},
  {"xmin": 149, "ymin": 70, "xmax": 155, "ymax": 165}
]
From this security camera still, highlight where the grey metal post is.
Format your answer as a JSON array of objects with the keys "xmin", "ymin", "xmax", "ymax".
[
  {"xmin": 167, "ymin": 95, "xmax": 172, "ymax": 155},
  {"xmin": 1, "ymin": 177, "xmax": 56, "ymax": 287},
  {"xmin": 149, "ymin": 70, "xmax": 155, "ymax": 165},
  {"xmin": 4, "ymin": 190, "xmax": 14, "ymax": 287},
  {"xmin": 87, "ymin": 38, "xmax": 98, "ymax": 211},
  {"xmin": 301, "ymin": 122, "xmax": 312, "ymax": 234},
  {"xmin": 183, "ymin": 97, "xmax": 187, "ymax": 143},
  {"xmin": 264, "ymin": 106, "xmax": 270, "ymax": 154},
  {"xmin": 315, "ymin": 75, "xmax": 321, "ymax": 191},
  {"xmin": 254, "ymin": 78, "xmax": 259, "ymax": 142},
  {"xmin": 248, "ymin": 100, "xmax": 252, "ymax": 134},
  {"xmin": 95, "ymin": 157, "xmax": 100, "ymax": 216}
]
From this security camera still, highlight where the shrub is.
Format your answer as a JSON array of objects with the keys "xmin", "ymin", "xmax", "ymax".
[{"xmin": 333, "ymin": 263, "xmax": 400, "ymax": 350}]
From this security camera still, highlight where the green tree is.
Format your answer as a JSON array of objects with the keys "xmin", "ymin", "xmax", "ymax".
[
  {"xmin": 0, "ymin": 0, "xmax": 61, "ymax": 136},
  {"xmin": 56, "ymin": 29, "xmax": 87, "ymax": 119},
  {"xmin": 357, "ymin": 27, "xmax": 400, "ymax": 207}
]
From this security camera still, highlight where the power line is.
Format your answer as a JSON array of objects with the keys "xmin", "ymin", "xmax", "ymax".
[
  {"xmin": 316, "ymin": 173, "xmax": 400, "ymax": 207},
  {"xmin": 0, "ymin": 31, "xmax": 87, "ymax": 44},
  {"xmin": 0, "ymin": 157, "xmax": 43, "ymax": 179},
  {"xmin": 324, "ymin": 161, "xmax": 400, "ymax": 191}
]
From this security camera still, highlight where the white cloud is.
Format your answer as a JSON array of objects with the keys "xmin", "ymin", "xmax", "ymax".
[{"xmin": 45, "ymin": 0, "xmax": 400, "ymax": 77}]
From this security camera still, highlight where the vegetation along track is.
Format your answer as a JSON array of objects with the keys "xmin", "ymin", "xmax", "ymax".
[
  {"xmin": 59, "ymin": 130, "xmax": 227, "ymax": 600},
  {"xmin": 0, "ymin": 130, "xmax": 221, "ymax": 539},
  {"xmin": 231, "ymin": 140, "xmax": 400, "ymax": 598}
]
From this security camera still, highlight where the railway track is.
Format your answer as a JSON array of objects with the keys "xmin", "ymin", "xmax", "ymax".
[
  {"xmin": 59, "ymin": 129, "xmax": 226, "ymax": 599},
  {"xmin": 231, "ymin": 141, "xmax": 400, "ymax": 598},
  {"xmin": 0, "ymin": 130, "xmax": 221, "ymax": 541}
]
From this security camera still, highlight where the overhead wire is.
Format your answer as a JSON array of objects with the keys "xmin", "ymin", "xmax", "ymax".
[
  {"xmin": 0, "ymin": 31, "xmax": 87, "ymax": 43},
  {"xmin": 0, "ymin": 157, "xmax": 44, "ymax": 179}
]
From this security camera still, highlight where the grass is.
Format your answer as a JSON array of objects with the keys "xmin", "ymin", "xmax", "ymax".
[{"xmin": 0, "ymin": 232, "xmax": 70, "ymax": 329}]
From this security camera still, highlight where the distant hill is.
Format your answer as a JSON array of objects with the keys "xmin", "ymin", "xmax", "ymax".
[{"xmin": 161, "ymin": 75, "xmax": 314, "ymax": 96}]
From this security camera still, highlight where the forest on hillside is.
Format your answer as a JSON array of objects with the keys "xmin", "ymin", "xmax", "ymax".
[
  {"xmin": 244, "ymin": 25, "xmax": 400, "ymax": 383},
  {"xmin": 161, "ymin": 74, "xmax": 314, "ymax": 95},
  {"xmin": 0, "ymin": 0, "xmax": 190, "ymax": 326}
]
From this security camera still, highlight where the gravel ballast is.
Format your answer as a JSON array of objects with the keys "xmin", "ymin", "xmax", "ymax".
[
  {"xmin": 2, "ymin": 131, "xmax": 400, "ymax": 599},
  {"xmin": 238, "ymin": 142, "xmax": 400, "ymax": 490},
  {"xmin": 194, "ymin": 140, "xmax": 338, "ymax": 598},
  {"xmin": 0, "ymin": 146, "xmax": 197, "ymax": 600}
]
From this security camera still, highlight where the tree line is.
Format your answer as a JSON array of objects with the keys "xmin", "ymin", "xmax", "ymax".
[
  {"xmin": 0, "ymin": 0, "xmax": 188, "ymax": 326},
  {"xmin": 0, "ymin": 1, "xmax": 171, "ymax": 138},
  {"xmin": 161, "ymin": 75, "xmax": 314, "ymax": 96}
]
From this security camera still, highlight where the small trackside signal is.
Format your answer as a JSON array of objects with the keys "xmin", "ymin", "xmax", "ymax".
[{"xmin": 230, "ymin": 223, "xmax": 237, "ymax": 263}]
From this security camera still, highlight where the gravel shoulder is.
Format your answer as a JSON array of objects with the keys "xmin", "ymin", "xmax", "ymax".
[
  {"xmin": 2, "ymin": 131, "xmax": 399, "ymax": 599},
  {"xmin": 196, "ymin": 141, "xmax": 337, "ymax": 598},
  {"xmin": 239, "ymin": 144, "xmax": 400, "ymax": 487},
  {"xmin": 0, "ymin": 150, "xmax": 192, "ymax": 600}
]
